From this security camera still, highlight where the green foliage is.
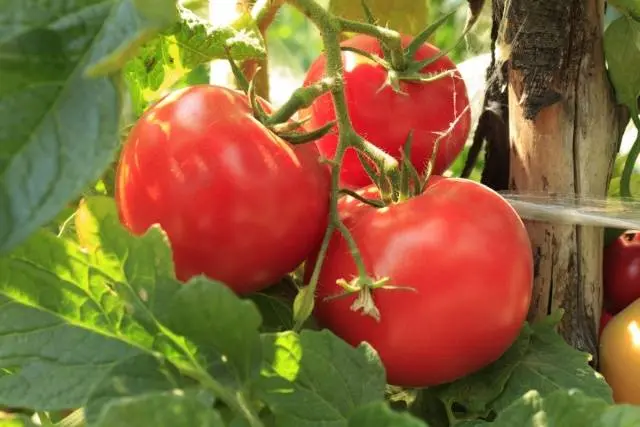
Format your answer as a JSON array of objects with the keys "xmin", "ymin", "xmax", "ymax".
[
  {"xmin": 0, "ymin": 195, "xmax": 635, "ymax": 426},
  {"xmin": 1, "ymin": 0, "xmax": 639, "ymax": 426}
]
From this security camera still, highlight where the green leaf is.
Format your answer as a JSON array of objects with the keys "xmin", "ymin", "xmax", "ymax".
[
  {"xmin": 0, "ymin": 296, "xmax": 142, "ymax": 410},
  {"xmin": 75, "ymin": 196, "xmax": 182, "ymax": 333},
  {"xmin": 248, "ymin": 293, "xmax": 295, "ymax": 333},
  {"xmin": 435, "ymin": 323, "xmax": 533, "ymax": 415},
  {"xmin": 349, "ymin": 402, "xmax": 428, "ymax": 427},
  {"xmin": 85, "ymin": 0, "xmax": 180, "ymax": 77},
  {"xmin": 492, "ymin": 311, "xmax": 612, "ymax": 411},
  {"xmin": 259, "ymin": 330, "xmax": 386, "ymax": 427},
  {"xmin": 171, "ymin": 6, "xmax": 266, "ymax": 69},
  {"xmin": 609, "ymin": 0, "xmax": 640, "ymax": 20},
  {"xmin": 0, "ymin": 0, "xmax": 177, "ymax": 253},
  {"xmin": 165, "ymin": 278, "xmax": 263, "ymax": 388},
  {"xmin": 0, "ymin": 229, "xmax": 154, "ymax": 348},
  {"xmin": 604, "ymin": 16, "xmax": 640, "ymax": 109},
  {"xmin": 93, "ymin": 390, "xmax": 224, "ymax": 427},
  {"xmin": 329, "ymin": 0, "xmax": 429, "ymax": 36},
  {"xmin": 85, "ymin": 353, "xmax": 196, "ymax": 424},
  {"xmin": 123, "ymin": 38, "xmax": 175, "ymax": 117},
  {"xmin": 0, "ymin": 414, "xmax": 37, "ymax": 427},
  {"xmin": 436, "ymin": 311, "xmax": 612, "ymax": 422},
  {"xmin": 469, "ymin": 389, "xmax": 640, "ymax": 427}
]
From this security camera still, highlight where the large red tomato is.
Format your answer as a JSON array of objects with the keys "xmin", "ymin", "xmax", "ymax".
[
  {"xmin": 311, "ymin": 178, "xmax": 533, "ymax": 387},
  {"xmin": 603, "ymin": 230, "xmax": 640, "ymax": 313},
  {"xmin": 115, "ymin": 85, "xmax": 330, "ymax": 294},
  {"xmin": 301, "ymin": 34, "xmax": 471, "ymax": 189}
]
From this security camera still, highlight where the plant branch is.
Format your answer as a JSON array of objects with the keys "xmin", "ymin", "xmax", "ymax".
[
  {"xmin": 286, "ymin": 0, "xmax": 401, "ymax": 322},
  {"xmin": 251, "ymin": 0, "xmax": 286, "ymax": 32},
  {"xmin": 337, "ymin": 18, "xmax": 406, "ymax": 69},
  {"xmin": 265, "ymin": 77, "xmax": 336, "ymax": 125},
  {"xmin": 621, "ymin": 109, "xmax": 640, "ymax": 198}
]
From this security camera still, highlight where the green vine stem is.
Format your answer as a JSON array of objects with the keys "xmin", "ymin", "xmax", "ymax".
[
  {"xmin": 621, "ymin": 109, "xmax": 640, "ymax": 198},
  {"xmin": 286, "ymin": 0, "xmax": 403, "ymax": 327}
]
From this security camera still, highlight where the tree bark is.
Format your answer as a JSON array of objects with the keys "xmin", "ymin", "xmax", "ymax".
[{"xmin": 504, "ymin": 0, "xmax": 624, "ymax": 363}]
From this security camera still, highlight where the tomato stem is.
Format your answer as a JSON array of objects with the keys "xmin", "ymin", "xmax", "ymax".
[
  {"xmin": 287, "ymin": 0, "xmax": 403, "ymax": 323},
  {"xmin": 620, "ymin": 108, "xmax": 640, "ymax": 199},
  {"xmin": 264, "ymin": 77, "xmax": 336, "ymax": 126}
]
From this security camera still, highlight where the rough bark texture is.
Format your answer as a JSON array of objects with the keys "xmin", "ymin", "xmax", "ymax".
[{"xmin": 502, "ymin": 0, "xmax": 622, "ymax": 362}]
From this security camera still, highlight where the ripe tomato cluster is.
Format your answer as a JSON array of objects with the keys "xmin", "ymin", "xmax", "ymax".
[
  {"xmin": 599, "ymin": 231, "xmax": 640, "ymax": 405},
  {"xmin": 114, "ymin": 35, "xmax": 534, "ymax": 388}
]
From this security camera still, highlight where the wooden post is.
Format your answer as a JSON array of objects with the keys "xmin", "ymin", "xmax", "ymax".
[{"xmin": 505, "ymin": 0, "xmax": 624, "ymax": 361}]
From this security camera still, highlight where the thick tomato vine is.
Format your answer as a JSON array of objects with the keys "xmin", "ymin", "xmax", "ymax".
[
  {"xmin": 115, "ymin": 85, "xmax": 330, "ymax": 294},
  {"xmin": 300, "ymin": 34, "xmax": 472, "ymax": 189},
  {"xmin": 310, "ymin": 177, "xmax": 534, "ymax": 387}
]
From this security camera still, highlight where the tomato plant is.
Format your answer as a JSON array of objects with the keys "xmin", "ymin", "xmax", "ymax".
[
  {"xmin": 603, "ymin": 230, "xmax": 640, "ymax": 313},
  {"xmin": 115, "ymin": 85, "xmax": 330, "ymax": 294},
  {"xmin": 301, "ymin": 34, "xmax": 471, "ymax": 189},
  {"xmin": 311, "ymin": 177, "xmax": 533, "ymax": 387},
  {"xmin": 2, "ymin": 0, "xmax": 640, "ymax": 426}
]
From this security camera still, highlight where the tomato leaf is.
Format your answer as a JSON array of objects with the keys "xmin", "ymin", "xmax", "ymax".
[
  {"xmin": 172, "ymin": 6, "xmax": 266, "ymax": 68},
  {"xmin": 92, "ymin": 390, "xmax": 224, "ymax": 427},
  {"xmin": 0, "ymin": 414, "xmax": 37, "ymax": 427},
  {"xmin": 491, "ymin": 311, "xmax": 612, "ymax": 411},
  {"xmin": 435, "ymin": 311, "xmax": 612, "ymax": 422},
  {"xmin": 84, "ymin": 353, "xmax": 199, "ymax": 424},
  {"xmin": 0, "ymin": 228, "xmax": 155, "ymax": 348},
  {"xmin": 0, "ymin": 0, "xmax": 178, "ymax": 253},
  {"xmin": 248, "ymin": 293, "xmax": 295, "ymax": 333},
  {"xmin": 258, "ymin": 330, "xmax": 386, "ymax": 427},
  {"xmin": 163, "ymin": 277, "xmax": 263, "ymax": 389},
  {"xmin": 604, "ymin": 16, "xmax": 640, "ymax": 109},
  {"xmin": 608, "ymin": 0, "xmax": 640, "ymax": 21},
  {"xmin": 85, "ymin": 0, "xmax": 180, "ymax": 77},
  {"xmin": 74, "ymin": 196, "xmax": 186, "ymax": 350},
  {"xmin": 459, "ymin": 389, "xmax": 640, "ymax": 427},
  {"xmin": 122, "ymin": 6, "xmax": 266, "ymax": 116},
  {"xmin": 348, "ymin": 402, "xmax": 428, "ymax": 426},
  {"xmin": 0, "ymin": 295, "xmax": 142, "ymax": 410},
  {"xmin": 434, "ymin": 322, "xmax": 533, "ymax": 415}
]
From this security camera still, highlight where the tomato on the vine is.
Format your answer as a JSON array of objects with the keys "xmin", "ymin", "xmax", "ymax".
[
  {"xmin": 115, "ymin": 85, "xmax": 330, "ymax": 294},
  {"xmin": 300, "ymin": 34, "xmax": 471, "ymax": 189},
  {"xmin": 603, "ymin": 230, "xmax": 640, "ymax": 313},
  {"xmin": 310, "ymin": 177, "xmax": 533, "ymax": 387}
]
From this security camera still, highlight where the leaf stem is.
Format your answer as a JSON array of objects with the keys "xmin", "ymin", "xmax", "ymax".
[
  {"xmin": 264, "ymin": 77, "xmax": 336, "ymax": 125},
  {"xmin": 336, "ymin": 18, "xmax": 406, "ymax": 69},
  {"xmin": 620, "ymin": 109, "xmax": 640, "ymax": 199}
]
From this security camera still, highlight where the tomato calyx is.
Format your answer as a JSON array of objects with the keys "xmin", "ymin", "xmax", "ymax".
[{"xmin": 324, "ymin": 276, "xmax": 416, "ymax": 322}]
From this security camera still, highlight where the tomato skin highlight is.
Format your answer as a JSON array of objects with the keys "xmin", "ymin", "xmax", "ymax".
[
  {"xmin": 115, "ymin": 85, "xmax": 330, "ymax": 294},
  {"xmin": 301, "ymin": 34, "xmax": 471, "ymax": 189},
  {"xmin": 311, "ymin": 178, "xmax": 533, "ymax": 387},
  {"xmin": 599, "ymin": 298, "xmax": 640, "ymax": 404},
  {"xmin": 603, "ymin": 231, "xmax": 640, "ymax": 313}
]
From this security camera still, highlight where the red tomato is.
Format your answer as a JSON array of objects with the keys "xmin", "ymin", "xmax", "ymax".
[
  {"xmin": 603, "ymin": 230, "xmax": 640, "ymax": 313},
  {"xmin": 311, "ymin": 178, "xmax": 533, "ymax": 387},
  {"xmin": 115, "ymin": 85, "xmax": 330, "ymax": 294},
  {"xmin": 301, "ymin": 34, "xmax": 471, "ymax": 189},
  {"xmin": 600, "ymin": 310, "xmax": 613, "ymax": 337}
]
